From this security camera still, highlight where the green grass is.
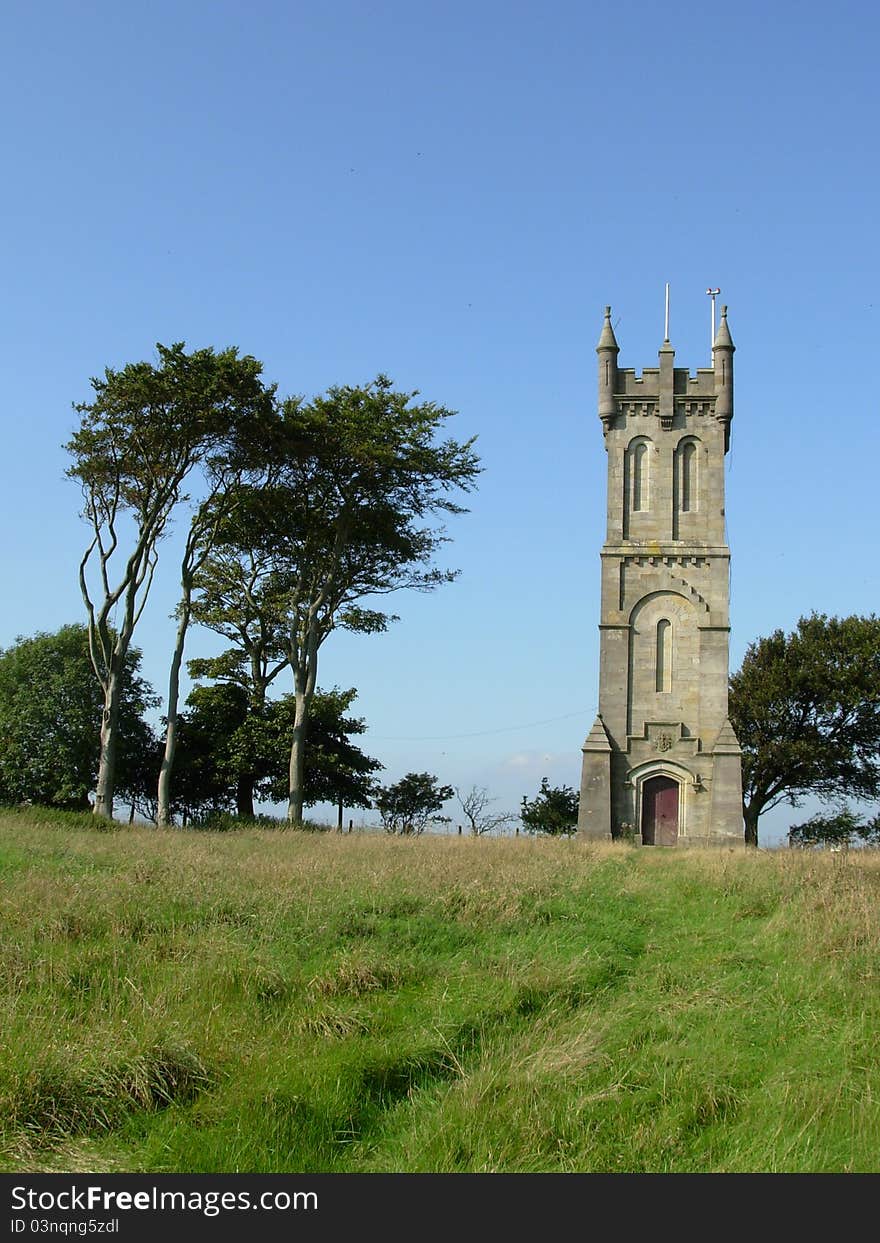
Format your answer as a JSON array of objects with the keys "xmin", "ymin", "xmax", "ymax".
[{"xmin": 1, "ymin": 806, "xmax": 879, "ymax": 1172}]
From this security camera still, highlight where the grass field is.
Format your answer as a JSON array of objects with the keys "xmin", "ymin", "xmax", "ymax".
[{"xmin": 1, "ymin": 807, "xmax": 878, "ymax": 1173}]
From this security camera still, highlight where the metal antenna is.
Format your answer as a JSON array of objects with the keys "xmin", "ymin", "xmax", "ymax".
[
  {"xmin": 664, "ymin": 283, "xmax": 670, "ymax": 342},
  {"xmin": 706, "ymin": 287, "xmax": 721, "ymax": 355}
]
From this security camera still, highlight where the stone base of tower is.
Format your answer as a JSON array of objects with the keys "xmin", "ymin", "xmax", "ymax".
[
  {"xmin": 577, "ymin": 716, "xmax": 744, "ymax": 847},
  {"xmin": 705, "ymin": 718, "xmax": 745, "ymax": 846},
  {"xmin": 577, "ymin": 715, "xmax": 612, "ymax": 840}
]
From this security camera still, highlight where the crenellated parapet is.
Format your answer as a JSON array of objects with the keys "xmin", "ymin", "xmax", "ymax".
[
  {"xmin": 615, "ymin": 368, "xmax": 717, "ymax": 397},
  {"xmin": 597, "ymin": 305, "xmax": 734, "ymax": 446}
]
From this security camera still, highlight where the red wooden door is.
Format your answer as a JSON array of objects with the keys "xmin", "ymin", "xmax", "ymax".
[{"xmin": 642, "ymin": 776, "xmax": 679, "ymax": 846}]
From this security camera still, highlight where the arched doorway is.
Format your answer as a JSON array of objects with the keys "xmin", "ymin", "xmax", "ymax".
[{"xmin": 642, "ymin": 775, "xmax": 679, "ymax": 846}]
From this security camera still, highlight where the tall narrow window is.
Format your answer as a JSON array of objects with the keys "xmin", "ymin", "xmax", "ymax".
[
  {"xmin": 656, "ymin": 619, "xmax": 672, "ymax": 692},
  {"xmin": 680, "ymin": 441, "xmax": 696, "ymax": 512},
  {"xmin": 632, "ymin": 442, "xmax": 647, "ymax": 511}
]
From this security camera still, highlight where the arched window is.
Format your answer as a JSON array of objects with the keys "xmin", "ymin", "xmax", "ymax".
[
  {"xmin": 656, "ymin": 619, "xmax": 672, "ymax": 692},
  {"xmin": 680, "ymin": 441, "xmax": 697, "ymax": 513},
  {"xmin": 632, "ymin": 441, "xmax": 648, "ymax": 512}
]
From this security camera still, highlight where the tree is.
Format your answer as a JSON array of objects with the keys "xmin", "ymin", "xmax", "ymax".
[
  {"xmin": 172, "ymin": 682, "xmax": 252, "ymax": 822},
  {"xmin": 520, "ymin": 777, "xmax": 579, "ymax": 836},
  {"xmin": 728, "ymin": 613, "xmax": 880, "ymax": 847},
  {"xmin": 375, "ymin": 772, "xmax": 454, "ymax": 835},
  {"xmin": 265, "ymin": 687, "xmax": 383, "ymax": 827},
  {"xmin": 788, "ymin": 808, "xmax": 880, "ymax": 849},
  {"xmin": 65, "ymin": 342, "xmax": 273, "ymax": 819},
  {"xmin": 0, "ymin": 625, "xmax": 158, "ymax": 811},
  {"xmin": 154, "ymin": 400, "xmax": 278, "ymax": 825},
  {"xmin": 187, "ymin": 535, "xmax": 292, "ymax": 816},
  {"xmin": 195, "ymin": 376, "xmax": 480, "ymax": 823},
  {"xmin": 455, "ymin": 785, "xmax": 514, "ymax": 836},
  {"xmin": 174, "ymin": 684, "xmax": 381, "ymax": 825}
]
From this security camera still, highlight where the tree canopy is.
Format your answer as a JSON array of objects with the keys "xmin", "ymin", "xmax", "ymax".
[
  {"xmin": 0, "ymin": 625, "xmax": 158, "ymax": 811},
  {"xmin": 195, "ymin": 375, "xmax": 480, "ymax": 822},
  {"xmin": 66, "ymin": 341, "xmax": 274, "ymax": 818},
  {"xmin": 60, "ymin": 353, "xmax": 477, "ymax": 827},
  {"xmin": 788, "ymin": 808, "xmax": 880, "ymax": 849},
  {"xmin": 174, "ymin": 684, "xmax": 381, "ymax": 825},
  {"xmin": 729, "ymin": 613, "xmax": 880, "ymax": 846}
]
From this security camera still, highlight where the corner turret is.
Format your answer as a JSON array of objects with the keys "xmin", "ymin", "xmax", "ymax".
[
  {"xmin": 713, "ymin": 305, "xmax": 734, "ymax": 449},
  {"xmin": 597, "ymin": 306, "xmax": 619, "ymax": 429}
]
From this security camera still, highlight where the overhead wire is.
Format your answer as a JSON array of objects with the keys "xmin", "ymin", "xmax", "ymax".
[{"xmin": 368, "ymin": 708, "xmax": 590, "ymax": 742}]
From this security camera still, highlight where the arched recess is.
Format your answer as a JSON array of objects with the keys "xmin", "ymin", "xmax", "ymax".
[
  {"xmin": 630, "ymin": 759, "xmax": 693, "ymax": 844},
  {"xmin": 627, "ymin": 591, "xmax": 696, "ymax": 737},
  {"xmin": 623, "ymin": 436, "xmax": 652, "ymax": 538},
  {"xmin": 655, "ymin": 618, "xmax": 672, "ymax": 692},
  {"xmin": 673, "ymin": 436, "xmax": 700, "ymax": 539},
  {"xmin": 642, "ymin": 775, "xmax": 679, "ymax": 845}
]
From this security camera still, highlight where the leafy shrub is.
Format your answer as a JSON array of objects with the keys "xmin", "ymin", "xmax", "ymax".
[
  {"xmin": 520, "ymin": 778, "xmax": 579, "ymax": 836},
  {"xmin": 788, "ymin": 808, "xmax": 880, "ymax": 848}
]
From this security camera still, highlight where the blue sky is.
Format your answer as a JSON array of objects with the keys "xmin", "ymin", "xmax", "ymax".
[{"xmin": 1, "ymin": 0, "xmax": 878, "ymax": 844}]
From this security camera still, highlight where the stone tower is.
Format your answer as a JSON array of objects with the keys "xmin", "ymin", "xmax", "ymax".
[{"xmin": 578, "ymin": 304, "xmax": 743, "ymax": 846}]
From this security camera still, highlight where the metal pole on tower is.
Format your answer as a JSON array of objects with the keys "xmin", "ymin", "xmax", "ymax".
[
  {"xmin": 706, "ymin": 288, "xmax": 720, "ymax": 356},
  {"xmin": 664, "ymin": 283, "xmax": 670, "ymax": 342}
]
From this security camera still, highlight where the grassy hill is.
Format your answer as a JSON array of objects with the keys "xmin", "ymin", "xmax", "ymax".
[{"xmin": 1, "ymin": 808, "xmax": 878, "ymax": 1173}]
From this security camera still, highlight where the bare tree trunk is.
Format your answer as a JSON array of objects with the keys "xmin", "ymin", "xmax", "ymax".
[
  {"xmin": 157, "ymin": 604, "xmax": 190, "ymax": 827},
  {"xmin": 79, "ymin": 502, "xmax": 163, "ymax": 822},
  {"xmin": 94, "ymin": 677, "xmax": 122, "ymax": 819},
  {"xmin": 337, "ymin": 797, "xmax": 343, "ymax": 832},
  {"xmin": 287, "ymin": 688, "xmax": 310, "ymax": 824},
  {"xmin": 287, "ymin": 619, "xmax": 319, "ymax": 824}
]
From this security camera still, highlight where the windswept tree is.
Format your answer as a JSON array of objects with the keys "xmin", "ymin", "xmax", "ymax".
[
  {"xmin": 66, "ymin": 342, "xmax": 273, "ymax": 818},
  {"xmin": 729, "ymin": 613, "xmax": 880, "ymax": 847},
  {"xmin": 197, "ymin": 376, "xmax": 480, "ymax": 822},
  {"xmin": 156, "ymin": 393, "xmax": 278, "ymax": 826}
]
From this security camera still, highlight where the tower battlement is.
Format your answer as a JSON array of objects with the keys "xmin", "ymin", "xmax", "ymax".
[
  {"xmin": 596, "ymin": 304, "xmax": 735, "ymax": 445},
  {"xmin": 615, "ymin": 368, "xmax": 717, "ymax": 396}
]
